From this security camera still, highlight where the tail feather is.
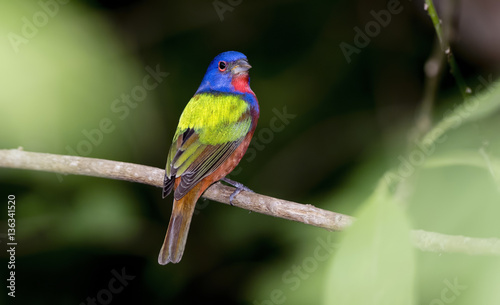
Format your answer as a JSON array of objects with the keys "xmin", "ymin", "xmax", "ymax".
[{"xmin": 158, "ymin": 184, "xmax": 201, "ymax": 264}]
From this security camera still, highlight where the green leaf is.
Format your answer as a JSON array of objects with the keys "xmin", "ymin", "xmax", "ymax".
[
  {"xmin": 422, "ymin": 80, "xmax": 500, "ymax": 147},
  {"xmin": 324, "ymin": 183, "xmax": 415, "ymax": 305}
]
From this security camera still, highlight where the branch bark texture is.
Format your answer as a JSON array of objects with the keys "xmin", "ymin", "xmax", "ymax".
[{"xmin": 1, "ymin": 148, "xmax": 500, "ymax": 256}]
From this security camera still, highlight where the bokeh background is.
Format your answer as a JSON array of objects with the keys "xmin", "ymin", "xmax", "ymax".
[{"xmin": 1, "ymin": 0, "xmax": 500, "ymax": 304}]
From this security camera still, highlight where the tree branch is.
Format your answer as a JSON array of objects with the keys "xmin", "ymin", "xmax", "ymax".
[
  {"xmin": 1, "ymin": 148, "xmax": 500, "ymax": 256},
  {"xmin": 0, "ymin": 148, "xmax": 353, "ymax": 231}
]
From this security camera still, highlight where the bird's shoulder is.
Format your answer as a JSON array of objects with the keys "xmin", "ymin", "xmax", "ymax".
[
  {"xmin": 176, "ymin": 92, "xmax": 252, "ymax": 144},
  {"xmin": 179, "ymin": 92, "xmax": 250, "ymax": 126}
]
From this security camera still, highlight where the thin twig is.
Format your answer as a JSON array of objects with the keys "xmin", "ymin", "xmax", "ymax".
[
  {"xmin": 414, "ymin": 0, "xmax": 459, "ymax": 140},
  {"xmin": 399, "ymin": 0, "xmax": 469, "ymax": 204},
  {"xmin": 412, "ymin": 230, "xmax": 500, "ymax": 255},
  {"xmin": 425, "ymin": 0, "xmax": 470, "ymax": 99},
  {"xmin": 1, "ymin": 148, "xmax": 500, "ymax": 256},
  {"xmin": 413, "ymin": 40, "xmax": 445, "ymax": 138},
  {"xmin": 425, "ymin": 0, "xmax": 443, "ymax": 44}
]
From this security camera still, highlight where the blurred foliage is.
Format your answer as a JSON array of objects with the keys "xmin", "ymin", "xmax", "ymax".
[
  {"xmin": 1, "ymin": 0, "xmax": 500, "ymax": 304},
  {"xmin": 326, "ymin": 183, "xmax": 414, "ymax": 304}
]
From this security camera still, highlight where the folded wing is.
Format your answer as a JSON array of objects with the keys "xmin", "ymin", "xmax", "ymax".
[{"xmin": 163, "ymin": 93, "xmax": 252, "ymax": 199}]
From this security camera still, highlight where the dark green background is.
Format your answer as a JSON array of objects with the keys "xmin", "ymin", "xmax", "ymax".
[{"xmin": 1, "ymin": 0, "xmax": 500, "ymax": 304}]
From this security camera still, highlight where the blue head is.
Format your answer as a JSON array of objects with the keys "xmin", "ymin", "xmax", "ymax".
[{"xmin": 196, "ymin": 51, "xmax": 253, "ymax": 94}]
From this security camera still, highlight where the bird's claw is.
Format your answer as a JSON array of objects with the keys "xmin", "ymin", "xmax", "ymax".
[{"xmin": 221, "ymin": 177, "xmax": 253, "ymax": 206}]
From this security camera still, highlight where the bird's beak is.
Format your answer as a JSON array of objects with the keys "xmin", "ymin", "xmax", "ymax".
[{"xmin": 231, "ymin": 59, "xmax": 252, "ymax": 75}]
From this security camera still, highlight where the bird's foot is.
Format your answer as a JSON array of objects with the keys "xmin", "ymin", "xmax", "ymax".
[{"xmin": 221, "ymin": 177, "xmax": 253, "ymax": 206}]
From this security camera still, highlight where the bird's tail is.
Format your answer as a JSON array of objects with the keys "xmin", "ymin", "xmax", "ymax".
[{"xmin": 158, "ymin": 184, "xmax": 202, "ymax": 264}]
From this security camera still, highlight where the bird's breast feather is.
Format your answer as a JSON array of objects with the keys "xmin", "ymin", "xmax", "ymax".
[{"xmin": 177, "ymin": 93, "xmax": 251, "ymax": 144}]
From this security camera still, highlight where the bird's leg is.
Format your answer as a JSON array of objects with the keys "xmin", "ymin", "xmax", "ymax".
[{"xmin": 221, "ymin": 177, "xmax": 254, "ymax": 206}]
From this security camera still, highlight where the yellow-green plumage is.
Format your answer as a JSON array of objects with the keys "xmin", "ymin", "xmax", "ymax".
[
  {"xmin": 173, "ymin": 141, "xmax": 202, "ymax": 168},
  {"xmin": 177, "ymin": 93, "xmax": 251, "ymax": 144},
  {"xmin": 164, "ymin": 92, "xmax": 252, "ymax": 198}
]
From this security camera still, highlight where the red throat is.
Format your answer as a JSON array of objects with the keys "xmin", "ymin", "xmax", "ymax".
[{"xmin": 231, "ymin": 74, "xmax": 253, "ymax": 94}]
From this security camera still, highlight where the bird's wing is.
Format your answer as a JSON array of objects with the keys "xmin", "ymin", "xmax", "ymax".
[{"xmin": 163, "ymin": 93, "xmax": 252, "ymax": 200}]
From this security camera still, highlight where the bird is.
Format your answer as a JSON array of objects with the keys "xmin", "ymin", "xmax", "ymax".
[{"xmin": 159, "ymin": 51, "xmax": 260, "ymax": 265}]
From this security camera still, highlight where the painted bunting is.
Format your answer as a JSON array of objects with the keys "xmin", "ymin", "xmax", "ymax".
[{"xmin": 159, "ymin": 51, "xmax": 259, "ymax": 264}]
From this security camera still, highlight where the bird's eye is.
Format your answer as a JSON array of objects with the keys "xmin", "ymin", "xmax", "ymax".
[{"xmin": 218, "ymin": 61, "xmax": 227, "ymax": 72}]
